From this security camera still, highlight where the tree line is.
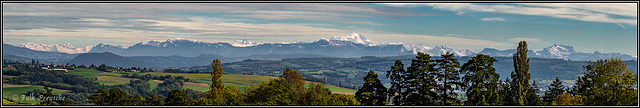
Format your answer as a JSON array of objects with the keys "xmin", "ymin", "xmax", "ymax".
[
  {"xmin": 354, "ymin": 41, "xmax": 637, "ymax": 105},
  {"xmin": 86, "ymin": 59, "xmax": 360, "ymax": 105}
]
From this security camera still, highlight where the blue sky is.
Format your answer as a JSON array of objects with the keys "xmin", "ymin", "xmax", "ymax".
[{"xmin": 2, "ymin": 3, "xmax": 637, "ymax": 56}]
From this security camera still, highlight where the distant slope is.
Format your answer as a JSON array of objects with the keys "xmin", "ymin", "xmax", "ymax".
[
  {"xmin": 241, "ymin": 53, "xmax": 333, "ymax": 60},
  {"xmin": 128, "ymin": 53, "xmax": 335, "ymax": 68},
  {"xmin": 128, "ymin": 54, "xmax": 232, "ymax": 68},
  {"xmin": 68, "ymin": 52, "xmax": 159, "ymax": 68},
  {"xmin": 2, "ymin": 43, "xmax": 78, "ymax": 60}
]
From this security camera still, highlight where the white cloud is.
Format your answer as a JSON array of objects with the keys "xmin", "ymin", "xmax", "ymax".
[
  {"xmin": 480, "ymin": 17, "xmax": 507, "ymax": 22},
  {"xmin": 3, "ymin": 3, "xmax": 431, "ymax": 26},
  {"xmin": 366, "ymin": 32, "xmax": 508, "ymax": 50},
  {"xmin": 393, "ymin": 3, "xmax": 637, "ymax": 25},
  {"xmin": 509, "ymin": 37, "xmax": 541, "ymax": 42},
  {"xmin": 518, "ymin": 3, "xmax": 637, "ymax": 18},
  {"xmin": 3, "ymin": 16, "xmax": 509, "ymax": 51}
]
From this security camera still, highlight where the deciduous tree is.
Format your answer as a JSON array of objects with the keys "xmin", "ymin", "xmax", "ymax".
[{"xmin": 511, "ymin": 41, "xmax": 532, "ymax": 105}]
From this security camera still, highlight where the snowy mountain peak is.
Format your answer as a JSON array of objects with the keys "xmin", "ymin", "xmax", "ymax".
[
  {"xmin": 230, "ymin": 39, "xmax": 261, "ymax": 47},
  {"xmin": 20, "ymin": 43, "xmax": 93, "ymax": 54},
  {"xmin": 329, "ymin": 32, "xmax": 376, "ymax": 46},
  {"xmin": 456, "ymin": 49, "xmax": 477, "ymax": 56},
  {"xmin": 167, "ymin": 37, "xmax": 199, "ymax": 43},
  {"xmin": 434, "ymin": 45, "xmax": 449, "ymax": 49},
  {"xmin": 538, "ymin": 43, "xmax": 577, "ymax": 57}
]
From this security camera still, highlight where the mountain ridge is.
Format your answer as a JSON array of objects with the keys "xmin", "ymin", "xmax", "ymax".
[{"xmin": 6, "ymin": 33, "xmax": 636, "ymax": 61}]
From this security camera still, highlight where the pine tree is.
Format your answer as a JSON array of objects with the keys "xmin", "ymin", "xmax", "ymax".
[
  {"xmin": 355, "ymin": 70, "xmax": 388, "ymax": 105},
  {"xmin": 543, "ymin": 77, "xmax": 565, "ymax": 104},
  {"xmin": 526, "ymin": 80, "xmax": 542, "ymax": 105},
  {"xmin": 500, "ymin": 78, "xmax": 515, "ymax": 105},
  {"xmin": 511, "ymin": 41, "xmax": 532, "ymax": 105},
  {"xmin": 461, "ymin": 54, "xmax": 500, "ymax": 105},
  {"xmin": 434, "ymin": 52, "xmax": 463, "ymax": 105},
  {"xmin": 405, "ymin": 52, "xmax": 438, "ymax": 105},
  {"xmin": 386, "ymin": 60, "xmax": 406, "ymax": 105}
]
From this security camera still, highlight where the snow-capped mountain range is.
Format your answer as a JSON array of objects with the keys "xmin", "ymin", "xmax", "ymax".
[
  {"xmin": 12, "ymin": 32, "xmax": 637, "ymax": 61},
  {"xmin": 477, "ymin": 43, "xmax": 637, "ymax": 61},
  {"xmin": 329, "ymin": 32, "xmax": 376, "ymax": 46},
  {"xmin": 20, "ymin": 43, "xmax": 93, "ymax": 54},
  {"xmin": 230, "ymin": 39, "xmax": 261, "ymax": 47}
]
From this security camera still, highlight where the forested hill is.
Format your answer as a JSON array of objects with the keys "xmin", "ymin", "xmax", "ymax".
[{"xmin": 178, "ymin": 55, "xmax": 637, "ymax": 90}]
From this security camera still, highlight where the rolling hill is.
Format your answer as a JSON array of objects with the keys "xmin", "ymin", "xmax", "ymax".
[{"xmin": 68, "ymin": 52, "xmax": 159, "ymax": 68}]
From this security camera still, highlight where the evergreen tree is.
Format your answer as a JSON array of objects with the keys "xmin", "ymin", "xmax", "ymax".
[
  {"xmin": 500, "ymin": 78, "xmax": 516, "ymax": 105},
  {"xmin": 543, "ymin": 77, "xmax": 565, "ymax": 104},
  {"xmin": 405, "ymin": 52, "xmax": 438, "ymax": 105},
  {"xmin": 355, "ymin": 70, "xmax": 388, "ymax": 105},
  {"xmin": 386, "ymin": 60, "xmax": 406, "ymax": 105},
  {"xmin": 461, "ymin": 54, "xmax": 500, "ymax": 105},
  {"xmin": 526, "ymin": 80, "xmax": 542, "ymax": 105},
  {"xmin": 434, "ymin": 52, "xmax": 464, "ymax": 105},
  {"xmin": 511, "ymin": 41, "xmax": 532, "ymax": 105}
]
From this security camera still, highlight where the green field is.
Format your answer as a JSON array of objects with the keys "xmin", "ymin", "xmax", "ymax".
[
  {"xmin": 2, "ymin": 84, "xmax": 69, "ymax": 105},
  {"xmin": 66, "ymin": 68, "xmax": 146, "ymax": 86},
  {"xmin": 148, "ymin": 80, "xmax": 160, "ymax": 90},
  {"xmin": 95, "ymin": 80, "xmax": 127, "ymax": 86},
  {"xmin": 303, "ymin": 83, "xmax": 357, "ymax": 95},
  {"xmin": 143, "ymin": 72, "xmax": 277, "ymax": 92},
  {"xmin": 143, "ymin": 73, "xmax": 277, "ymax": 85},
  {"xmin": 183, "ymin": 85, "xmax": 210, "ymax": 92},
  {"xmin": 96, "ymin": 76, "xmax": 136, "ymax": 83},
  {"xmin": 66, "ymin": 68, "xmax": 104, "ymax": 78},
  {"xmin": 65, "ymin": 69, "xmax": 355, "ymax": 94}
]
